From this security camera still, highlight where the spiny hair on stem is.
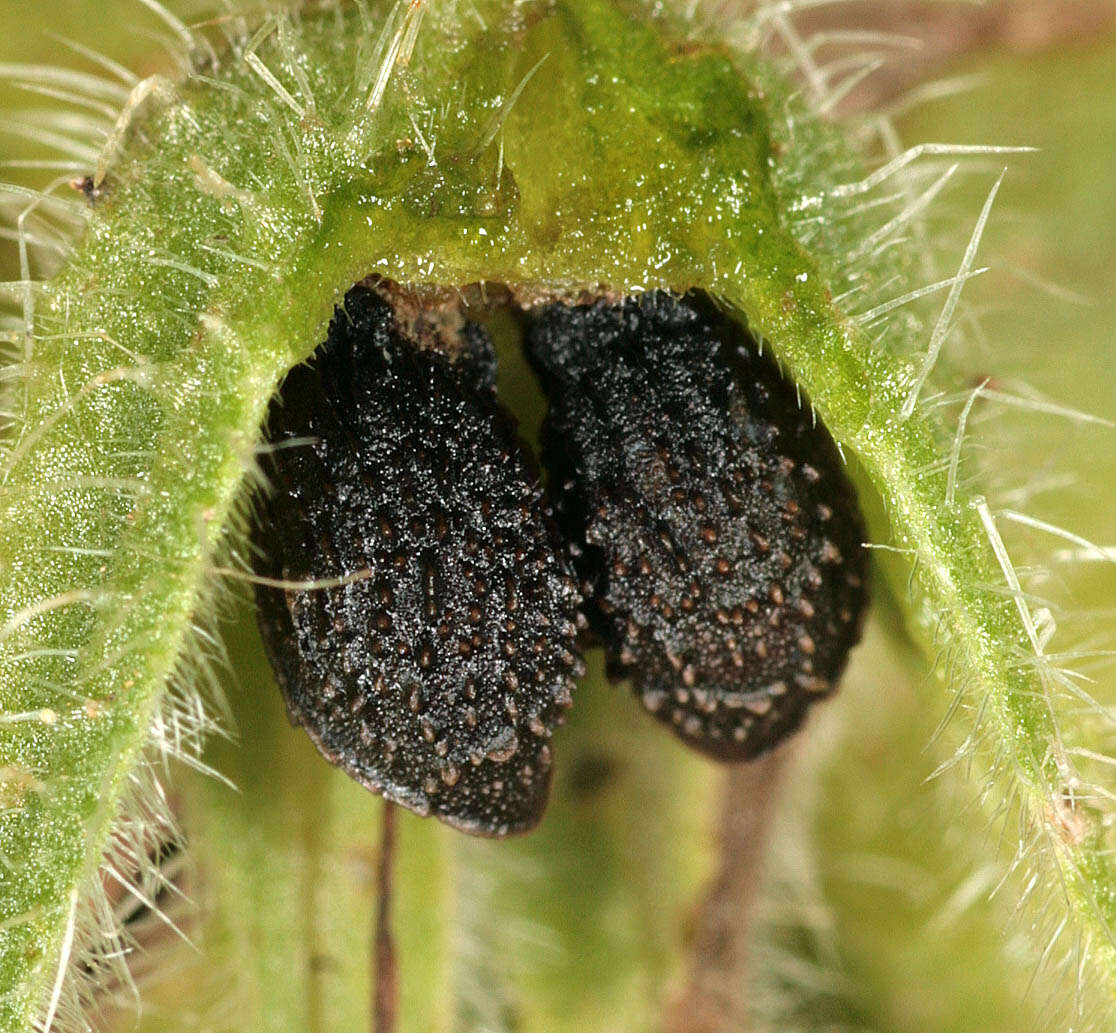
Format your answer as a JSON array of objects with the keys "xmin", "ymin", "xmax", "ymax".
[
  {"xmin": 23, "ymin": 742, "xmax": 199, "ymax": 1032},
  {"xmin": 741, "ymin": 6, "xmax": 1116, "ymax": 1023}
]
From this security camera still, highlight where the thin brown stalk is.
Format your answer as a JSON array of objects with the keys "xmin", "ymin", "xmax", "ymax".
[
  {"xmin": 372, "ymin": 804, "xmax": 398, "ymax": 1033},
  {"xmin": 668, "ymin": 747, "xmax": 792, "ymax": 1033}
]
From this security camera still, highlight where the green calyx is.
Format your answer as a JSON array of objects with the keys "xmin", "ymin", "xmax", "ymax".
[{"xmin": 1, "ymin": 1, "xmax": 1112, "ymax": 1030}]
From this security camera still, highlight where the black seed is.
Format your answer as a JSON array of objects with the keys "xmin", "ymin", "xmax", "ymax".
[
  {"xmin": 526, "ymin": 290, "xmax": 868, "ymax": 761},
  {"xmin": 253, "ymin": 284, "xmax": 582, "ymax": 836}
]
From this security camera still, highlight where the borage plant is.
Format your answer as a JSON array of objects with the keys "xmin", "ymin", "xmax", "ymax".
[{"xmin": 1, "ymin": 1, "xmax": 1114, "ymax": 1031}]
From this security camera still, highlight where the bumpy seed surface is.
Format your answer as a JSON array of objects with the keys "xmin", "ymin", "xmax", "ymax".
[
  {"xmin": 253, "ymin": 285, "xmax": 583, "ymax": 835},
  {"xmin": 527, "ymin": 290, "xmax": 868, "ymax": 761}
]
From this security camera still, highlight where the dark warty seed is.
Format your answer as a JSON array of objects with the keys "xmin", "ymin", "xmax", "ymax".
[
  {"xmin": 253, "ymin": 284, "xmax": 583, "ymax": 836},
  {"xmin": 525, "ymin": 289, "xmax": 868, "ymax": 761}
]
